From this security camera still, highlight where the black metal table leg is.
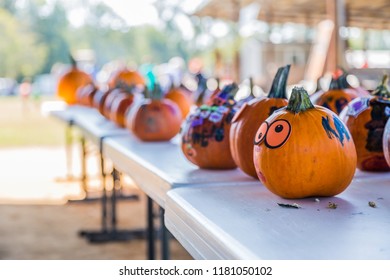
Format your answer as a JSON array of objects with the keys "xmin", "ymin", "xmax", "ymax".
[
  {"xmin": 147, "ymin": 196, "xmax": 156, "ymax": 259},
  {"xmin": 79, "ymin": 164, "xmax": 144, "ymax": 243},
  {"xmin": 160, "ymin": 207, "xmax": 170, "ymax": 260}
]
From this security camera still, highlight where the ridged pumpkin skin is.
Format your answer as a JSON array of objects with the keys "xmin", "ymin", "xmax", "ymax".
[
  {"xmin": 254, "ymin": 87, "xmax": 357, "ymax": 199},
  {"xmin": 57, "ymin": 66, "xmax": 92, "ymax": 105},
  {"xmin": 92, "ymin": 88, "xmax": 114, "ymax": 116},
  {"xmin": 181, "ymin": 84, "xmax": 238, "ymax": 169},
  {"xmin": 110, "ymin": 92, "xmax": 142, "ymax": 128},
  {"xmin": 229, "ymin": 65, "xmax": 290, "ymax": 178},
  {"xmin": 165, "ymin": 87, "xmax": 193, "ymax": 120},
  {"xmin": 383, "ymin": 118, "xmax": 390, "ymax": 168},
  {"xmin": 108, "ymin": 69, "xmax": 145, "ymax": 89},
  {"xmin": 127, "ymin": 99, "xmax": 182, "ymax": 141},
  {"xmin": 76, "ymin": 84, "xmax": 97, "ymax": 107},
  {"xmin": 342, "ymin": 76, "xmax": 390, "ymax": 171}
]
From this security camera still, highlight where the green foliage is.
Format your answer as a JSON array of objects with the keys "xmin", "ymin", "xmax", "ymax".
[
  {"xmin": 1, "ymin": 0, "xmax": 198, "ymax": 79},
  {"xmin": 0, "ymin": 9, "xmax": 46, "ymax": 79}
]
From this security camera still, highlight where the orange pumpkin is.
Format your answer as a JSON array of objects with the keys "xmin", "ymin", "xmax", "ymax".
[
  {"xmin": 57, "ymin": 56, "xmax": 93, "ymax": 105},
  {"xmin": 230, "ymin": 65, "xmax": 290, "ymax": 178},
  {"xmin": 110, "ymin": 90, "xmax": 142, "ymax": 128},
  {"xmin": 108, "ymin": 68, "xmax": 145, "ymax": 89},
  {"xmin": 314, "ymin": 72, "xmax": 363, "ymax": 115},
  {"xmin": 342, "ymin": 75, "xmax": 390, "ymax": 171},
  {"xmin": 126, "ymin": 85, "xmax": 182, "ymax": 141},
  {"xmin": 165, "ymin": 86, "xmax": 193, "ymax": 120},
  {"xmin": 254, "ymin": 87, "xmax": 357, "ymax": 199},
  {"xmin": 76, "ymin": 83, "xmax": 97, "ymax": 107},
  {"xmin": 92, "ymin": 88, "xmax": 113, "ymax": 116},
  {"xmin": 383, "ymin": 118, "xmax": 390, "ymax": 168},
  {"xmin": 181, "ymin": 84, "xmax": 238, "ymax": 169}
]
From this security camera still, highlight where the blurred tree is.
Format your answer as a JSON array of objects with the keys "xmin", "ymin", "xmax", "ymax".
[
  {"xmin": 26, "ymin": 0, "xmax": 70, "ymax": 73},
  {"xmin": 0, "ymin": 9, "xmax": 46, "ymax": 79}
]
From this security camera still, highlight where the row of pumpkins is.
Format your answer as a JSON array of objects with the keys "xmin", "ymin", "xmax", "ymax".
[{"xmin": 57, "ymin": 59, "xmax": 390, "ymax": 200}]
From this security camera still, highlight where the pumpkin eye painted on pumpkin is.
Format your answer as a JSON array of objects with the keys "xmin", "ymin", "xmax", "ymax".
[
  {"xmin": 265, "ymin": 119, "xmax": 291, "ymax": 149},
  {"xmin": 254, "ymin": 122, "xmax": 269, "ymax": 145}
]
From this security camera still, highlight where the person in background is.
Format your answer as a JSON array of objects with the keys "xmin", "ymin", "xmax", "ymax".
[{"xmin": 19, "ymin": 77, "xmax": 32, "ymax": 113}]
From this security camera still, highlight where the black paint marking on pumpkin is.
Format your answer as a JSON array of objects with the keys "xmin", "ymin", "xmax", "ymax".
[
  {"xmin": 322, "ymin": 116, "xmax": 339, "ymax": 139},
  {"xmin": 335, "ymin": 97, "xmax": 349, "ymax": 114},
  {"xmin": 321, "ymin": 115, "xmax": 350, "ymax": 146},
  {"xmin": 333, "ymin": 115, "xmax": 350, "ymax": 145},
  {"xmin": 275, "ymin": 125, "xmax": 283, "ymax": 133},
  {"xmin": 364, "ymin": 100, "xmax": 390, "ymax": 152}
]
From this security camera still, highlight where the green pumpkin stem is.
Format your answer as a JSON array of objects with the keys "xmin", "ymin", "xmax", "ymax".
[
  {"xmin": 268, "ymin": 64, "xmax": 290, "ymax": 99},
  {"xmin": 286, "ymin": 87, "xmax": 315, "ymax": 114},
  {"xmin": 371, "ymin": 74, "xmax": 390, "ymax": 100}
]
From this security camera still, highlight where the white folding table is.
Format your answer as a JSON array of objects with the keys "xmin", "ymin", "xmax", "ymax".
[{"xmin": 165, "ymin": 173, "xmax": 390, "ymax": 259}]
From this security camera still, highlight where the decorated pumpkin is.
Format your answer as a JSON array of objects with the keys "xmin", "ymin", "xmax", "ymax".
[
  {"xmin": 313, "ymin": 71, "xmax": 361, "ymax": 115},
  {"xmin": 383, "ymin": 118, "xmax": 390, "ymax": 168},
  {"xmin": 342, "ymin": 75, "xmax": 390, "ymax": 171},
  {"xmin": 181, "ymin": 84, "xmax": 238, "ymax": 169},
  {"xmin": 165, "ymin": 86, "xmax": 193, "ymax": 120},
  {"xmin": 126, "ymin": 84, "xmax": 182, "ymax": 141},
  {"xmin": 230, "ymin": 65, "xmax": 290, "ymax": 178},
  {"xmin": 57, "ymin": 55, "xmax": 93, "ymax": 105},
  {"xmin": 254, "ymin": 87, "xmax": 357, "ymax": 199},
  {"xmin": 108, "ymin": 68, "xmax": 145, "ymax": 89}
]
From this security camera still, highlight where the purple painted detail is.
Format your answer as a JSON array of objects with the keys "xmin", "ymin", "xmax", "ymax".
[
  {"xmin": 209, "ymin": 112, "xmax": 223, "ymax": 123},
  {"xmin": 347, "ymin": 97, "xmax": 370, "ymax": 117},
  {"xmin": 191, "ymin": 117, "xmax": 204, "ymax": 127}
]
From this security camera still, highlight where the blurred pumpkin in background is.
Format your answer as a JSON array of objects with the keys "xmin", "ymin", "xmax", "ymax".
[
  {"xmin": 165, "ymin": 85, "xmax": 194, "ymax": 120},
  {"xmin": 76, "ymin": 83, "xmax": 98, "ymax": 107},
  {"xmin": 312, "ymin": 69, "xmax": 367, "ymax": 115},
  {"xmin": 57, "ymin": 55, "xmax": 93, "ymax": 105},
  {"xmin": 181, "ymin": 84, "xmax": 238, "ymax": 169},
  {"xmin": 109, "ymin": 86, "xmax": 143, "ymax": 127},
  {"xmin": 342, "ymin": 74, "xmax": 390, "ymax": 172},
  {"xmin": 230, "ymin": 65, "xmax": 290, "ymax": 178},
  {"xmin": 108, "ymin": 68, "xmax": 145, "ymax": 89},
  {"xmin": 254, "ymin": 87, "xmax": 356, "ymax": 199},
  {"xmin": 126, "ymin": 84, "xmax": 182, "ymax": 141}
]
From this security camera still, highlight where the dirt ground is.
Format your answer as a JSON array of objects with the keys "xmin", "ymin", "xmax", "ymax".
[{"xmin": 0, "ymin": 146, "xmax": 192, "ymax": 260}]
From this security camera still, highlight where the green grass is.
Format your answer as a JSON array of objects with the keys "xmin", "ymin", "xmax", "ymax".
[{"xmin": 0, "ymin": 96, "xmax": 65, "ymax": 147}]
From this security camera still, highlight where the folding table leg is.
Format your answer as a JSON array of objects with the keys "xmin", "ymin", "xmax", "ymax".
[
  {"xmin": 79, "ymin": 164, "xmax": 144, "ymax": 243},
  {"xmin": 65, "ymin": 121, "xmax": 74, "ymax": 180},
  {"xmin": 160, "ymin": 207, "xmax": 170, "ymax": 260},
  {"xmin": 147, "ymin": 196, "xmax": 156, "ymax": 259}
]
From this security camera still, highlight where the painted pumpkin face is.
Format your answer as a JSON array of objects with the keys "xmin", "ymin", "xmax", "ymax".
[
  {"xmin": 254, "ymin": 87, "xmax": 357, "ymax": 199},
  {"xmin": 315, "ymin": 88, "xmax": 358, "ymax": 115},
  {"xmin": 342, "ymin": 76, "xmax": 390, "ymax": 171},
  {"xmin": 181, "ymin": 84, "xmax": 238, "ymax": 169}
]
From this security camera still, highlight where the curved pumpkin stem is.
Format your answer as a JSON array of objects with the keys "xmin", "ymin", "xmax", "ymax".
[
  {"xmin": 286, "ymin": 87, "xmax": 315, "ymax": 114},
  {"xmin": 371, "ymin": 74, "xmax": 390, "ymax": 101},
  {"xmin": 268, "ymin": 64, "xmax": 290, "ymax": 99},
  {"xmin": 69, "ymin": 53, "xmax": 77, "ymax": 69}
]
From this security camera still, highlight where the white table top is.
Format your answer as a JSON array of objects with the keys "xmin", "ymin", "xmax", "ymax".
[
  {"xmin": 102, "ymin": 135, "xmax": 258, "ymax": 207},
  {"xmin": 165, "ymin": 176, "xmax": 390, "ymax": 260},
  {"xmin": 50, "ymin": 105, "xmax": 128, "ymax": 150}
]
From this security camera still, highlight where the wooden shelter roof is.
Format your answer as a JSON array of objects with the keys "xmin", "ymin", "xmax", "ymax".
[{"xmin": 194, "ymin": 0, "xmax": 390, "ymax": 29}]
